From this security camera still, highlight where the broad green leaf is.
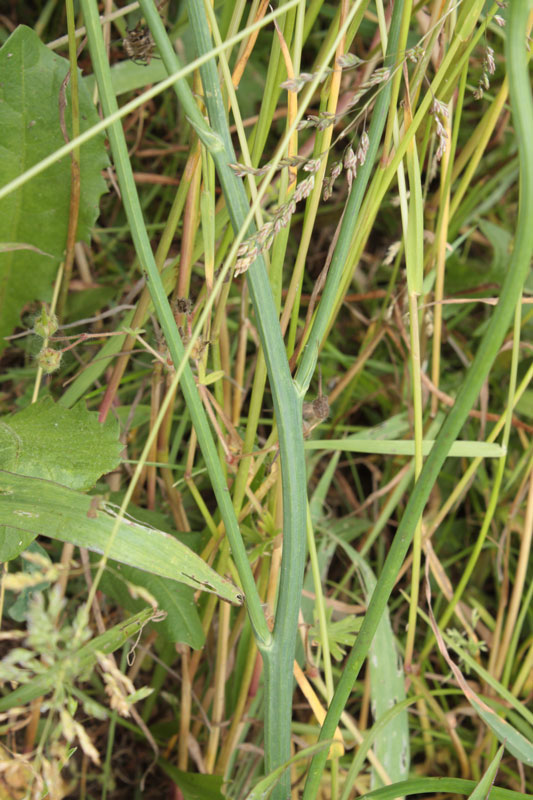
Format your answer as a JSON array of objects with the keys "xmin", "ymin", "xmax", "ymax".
[
  {"xmin": 350, "ymin": 550, "xmax": 410, "ymax": 789},
  {"xmin": 0, "ymin": 471, "xmax": 243, "ymax": 605},
  {"xmin": 0, "ymin": 397, "xmax": 122, "ymax": 560},
  {"xmin": 340, "ymin": 697, "xmax": 420, "ymax": 800},
  {"xmin": 0, "ymin": 25, "xmax": 108, "ymax": 350},
  {"xmin": 97, "ymin": 560, "xmax": 205, "ymax": 649},
  {"xmin": 158, "ymin": 762, "xmax": 226, "ymax": 800},
  {"xmin": 327, "ymin": 532, "xmax": 409, "ymax": 789},
  {"xmin": 467, "ymin": 746, "xmax": 504, "ymax": 800},
  {"xmin": 0, "ymin": 525, "xmax": 35, "ymax": 562},
  {"xmin": 0, "ymin": 397, "xmax": 121, "ymax": 490},
  {"xmin": 0, "ymin": 607, "xmax": 155, "ymax": 712}
]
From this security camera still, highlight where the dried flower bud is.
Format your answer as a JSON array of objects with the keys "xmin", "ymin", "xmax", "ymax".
[
  {"xmin": 317, "ymin": 111, "xmax": 336, "ymax": 131},
  {"xmin": 485, "ymin": 46, "xmax": 496, "ymax": 74},
  {"xmin": 347, "ymin": 89, "xmax": 364, "ymax": 110},
  {"xmin": 229, "ymin": 162, "xmax": 249, "ymax": 177},
  {"xmin": 34, "ymin": 307, "xmax": 58, "ymax": 339},
  {"xmin": 234, "ymin": 256, "xmax": 250, "ymax": 276},
  {"xmin": 344, "ymin": 147, "xmax": 356, "ymax": 172},
  {"xmin": 330, "ymin": 161, "xmax": 343, "ymax": 182},
  {"xmin": 280, "ymin": 72, "xmax": 315, "ymax": 92},
  {"xmin": 293, "ymin": 175, "xmax": 315, "ymax": 202},
  {"xmin": 367, "ymin": 67, "xmax": 390, "ymax": 87},
  {"xmin": 303, "ymin": 158, "xmax": 322, "ymax": 174},
  {"xmin": 431, "ymin": 100, "xmax": 448, "ymax": 161},
  {"xmin": 357, "ymin": 132, "xmax": 369, "ymax": 165},
  {"xmin": 312, "ymin": 395, "xmax": 330, "ymax": 420},
  {"xmin": 38, "ymin": 346, "xmax": 61, "ymax": 374}
]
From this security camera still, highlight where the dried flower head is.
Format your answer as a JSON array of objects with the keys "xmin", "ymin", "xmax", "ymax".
[
  {"xmin": 303, "ymin": 158, "xmax": 322, "ymax": 174},
  {"xmin": 383, "ymin": 240, "xmax": 401, "ymax": 266},
  {"xmin": 431, "ymin": 99, "xmax": 449, "ymax": 161},
  {"xmin": 230, "ymin": 154, "xmax": 322, "ymax": 180},
  {"xmin": 60, "ymin": 708, "xmax": 101, "ymax": 764},
  {"xmin": 343, "ymin": 146, "xmax": 357, "ymax": 188}
]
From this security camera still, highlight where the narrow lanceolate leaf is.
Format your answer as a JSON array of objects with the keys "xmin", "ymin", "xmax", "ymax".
[
  {"xmin": 0, "ymin": 26, "xmax": 108, "ymax": 350},
  {"xmin": 0, "ymin": 471, "xmax": 243, "ymax": 606},
  {"xmin": 304, "ymin": 440, "xmax": 505, "ymax": 458},
  {"xmin": 471, "ymin": 700, "xmax": 533, "ymax": 767},
  {"xmin": 358, "ymin": 778, "xmax": 531, "ymax": 800},
  {"xmin": 467, "ymin": 746, "xmax": 504, "ymax": 800}
]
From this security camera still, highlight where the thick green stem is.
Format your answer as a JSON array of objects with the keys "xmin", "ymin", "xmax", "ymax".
[{"xmin": 139, "ymin": 1, "xmax": 307, "ymax": 792}]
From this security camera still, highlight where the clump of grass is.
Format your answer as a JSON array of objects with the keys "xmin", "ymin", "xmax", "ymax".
[{"xmin": 0, "ymin": 1, "xmax": 532, "ymax": 799}]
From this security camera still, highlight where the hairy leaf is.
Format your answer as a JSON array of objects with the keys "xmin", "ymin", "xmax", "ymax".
[{"xmin": 0, "ymin": 397, "xmax": 121, "ymax": 490}]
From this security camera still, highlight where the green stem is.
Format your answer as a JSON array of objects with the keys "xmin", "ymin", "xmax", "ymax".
[
  {"xmin": 80, "ymin": 0, "xmax": 270, "ymax": 647},
  {"xmin": 302, "ymin": 1, "xmax": 533, "ymax": 795},
  {"xmin": 140, "ymin": 1, "xmax": 308, "ymax": 791},
  {"xmin": 294, "ymin": 0, "xmax": 404, "ymax": 394}
]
